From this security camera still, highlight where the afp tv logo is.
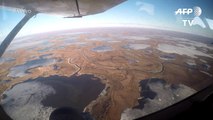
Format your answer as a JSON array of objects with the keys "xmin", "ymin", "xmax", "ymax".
[{"xmin": 175, "ymin": 6, "xmax": 202, "ymax": 26}]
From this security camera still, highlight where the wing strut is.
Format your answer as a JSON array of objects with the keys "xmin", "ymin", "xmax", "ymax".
[
  {"xmin": 75, "ymin": 0, "xmax": 81, "ymax": 16},
  {"xmin": 0, "ymin": 11, "xmax": 37, "ymax": 57}
]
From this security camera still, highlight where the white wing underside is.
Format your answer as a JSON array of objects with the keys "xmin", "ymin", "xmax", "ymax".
[{"xmin": 0, "ymin": 0, "xmax": 126, "ymax": 17}]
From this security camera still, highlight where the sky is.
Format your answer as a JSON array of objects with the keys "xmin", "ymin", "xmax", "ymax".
[{"xmin": 0, "ymin": 0, "xmax": 213, "ymax": 41}]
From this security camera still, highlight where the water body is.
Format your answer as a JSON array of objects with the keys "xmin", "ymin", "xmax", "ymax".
[
  {"xmin": 39, "ymin": 54, "xmax": 53, "ymax": 59},
  {"xmin": 40, "ymin": 75, "xmax": 105, "ymax": 111},
  {"xmin": 136, "ymin": 79, "xmax": 195, "ymax": 109},
  {"xmin": 1, "ymin": 74, "xmax": 105, "ymax": 120},
  {"xmin": 92, "ymin": 45, "xmax": 112, "ymax": 52},
  {"xmin": 157, "ymin": 44, "xmax": 213, "ymax": 58},
  {"xmin": 185, "ymin": 59, "xmax": 197, "ymax": 69},
  {"xmin": 7, "ymin": 57, "xmax": 57, "ymax": 78},
  {"xmin": 87, "ymin": 37, "xmax": 112, "ymax": 41},
  {"xmin": 53, "ymin": 65, "xmax": 60, "ymax": 70},
  {"xmin": 159, "ymin": 54, "xmax": 176, "ymax": 60},
  {"xmin": 67, "ymin": 42, "xmax": 88, "ymax": 46},
  {"xmin": 123, "ymin": 44, "xmax": 150, "ymax": 50},
  {"xmin": 63, "ymin": 37, "xmax": 78, "ymax": 44},
  {"xmin": 9, "ymin": 39, "xmax": 53, "ymax": 51},
  {"xmin": 200, "ymin": 63, "xmax": 211, "ymax": 71},
  {"xmin": 0, "ymin": 57, "xmax": 15, "ymax": 64},
  {"xmin": 1, "ymin": 81, "xmax": 55, "ymax": 120},
  {"xmin": 122, "ymin": 36, "xmax": 150, "ymax": 41},
  {"xmin": 60, "ymin": 32, "xmax": 89, "ymax": 36},
  {"xmin": 60, "ymin": 36, "xmax": 88, "ymax": 47},
  {"xmin": 37, "ymin": 45, "xmax": 64, "ymax": 53},
  {"xmin": 128, "ymin": 59, "xmax": 139, "ymax": 64},
  {"xmin": 38, "ymin": 47, "xmax": 53, "ymax": 53},
  {"xmin": 0, "ymin": 80, "xmax": 11, "ymax": 85},
  {"xmin": 121, "ymin": 78, "xmax": 196, "ymax": 120}
]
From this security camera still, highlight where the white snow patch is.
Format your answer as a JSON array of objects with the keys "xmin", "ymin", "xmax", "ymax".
[
  {"xmin": 1, "ymin": 81, "xmax": 56, "ymax": 120},
  {"xmin": 200, "ymin": 71, "xmax": 213, "ymax": 77},
  {"xmin": 124, "ymin": 36, "xmax": 150, "ymax": 41},
  {"xmin": 157, "ymin": 44, "xmax": 213, "ymax": 58},
  {"xmin": 120, "ymin": 81, "xmax": 196, "ymax": 120},
  {"xmin": 185, "ymin": 59, "xmax": 196, "ymax": 66},
  {"xmin": 127, "ymin": 44, "xmax": 150, "ymax": 50}
]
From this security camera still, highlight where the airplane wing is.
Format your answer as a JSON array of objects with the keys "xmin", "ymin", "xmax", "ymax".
[
  {"xmin": 0, "ymin": 0, "xmax": 126, "ymax": 17},
  {"xmin": 0, "ymin": 0, "xmax": 126, "ymax": 57}
]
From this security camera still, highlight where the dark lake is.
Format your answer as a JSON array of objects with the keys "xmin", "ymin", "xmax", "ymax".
[{"xmin": 40, "ymin": 74, "xmax": 105, "ymax": 111}]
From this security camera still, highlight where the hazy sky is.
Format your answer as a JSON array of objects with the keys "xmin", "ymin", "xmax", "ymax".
[{"xmin": 0, "ymin": 0, "xmax": 213, "ymax": 41}]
